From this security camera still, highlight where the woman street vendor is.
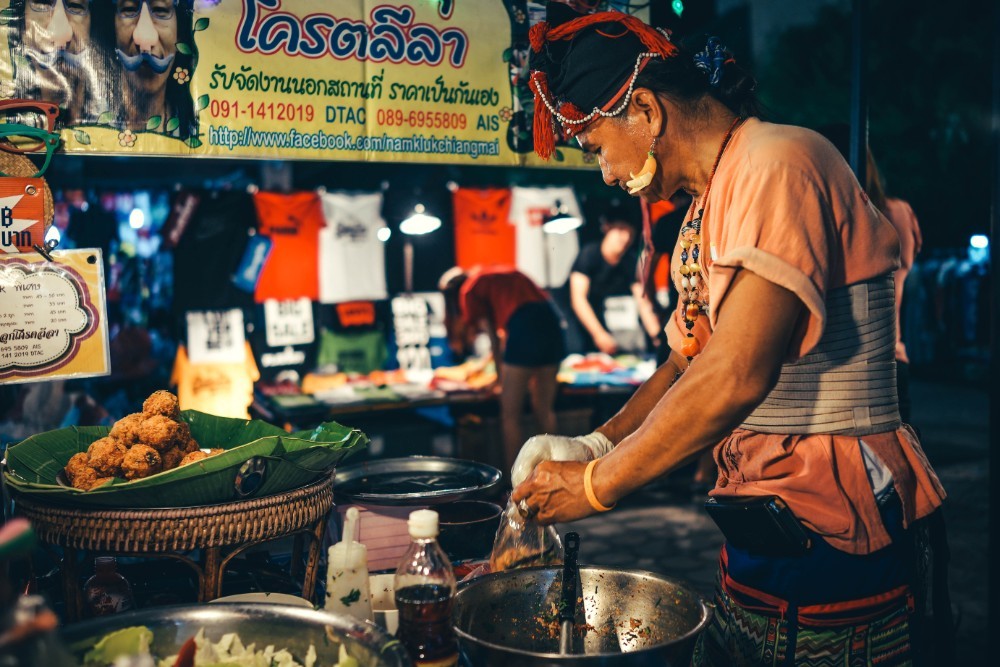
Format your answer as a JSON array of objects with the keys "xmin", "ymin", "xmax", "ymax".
[{"xmin": 510, "ymin": 7, "xmax": 947, "ymax": 665}]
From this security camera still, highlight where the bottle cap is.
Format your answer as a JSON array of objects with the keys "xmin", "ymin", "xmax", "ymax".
[{"xmin": 407, "ymin": 509, "xmax": 439, "ymax": 539}]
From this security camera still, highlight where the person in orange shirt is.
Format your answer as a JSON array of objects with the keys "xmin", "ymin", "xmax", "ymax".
[
  {"xmin": 440, "ymin": 266, "xmax": 565, "ymax": 474},
  {"xmin": 509, "ymin": 7, "xmax": 947, "ymax": 665}
]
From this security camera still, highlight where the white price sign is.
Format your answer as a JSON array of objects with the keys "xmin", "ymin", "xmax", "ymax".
[{"xmin": 263, "ymin": 298, "xmax": 315, "ymax": 347}]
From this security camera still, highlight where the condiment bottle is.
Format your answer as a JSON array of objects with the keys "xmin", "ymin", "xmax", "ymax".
[
  {"xmin": 83, "ymin": 557, "xmax": 134, "ymax": 617},
  {"xmin": 394, "ymin": 510, "xmax": 458, "ymax": 667},
  {"xmin": 325, "ymin": 507, "xmax": 373, "ymax": 622}
]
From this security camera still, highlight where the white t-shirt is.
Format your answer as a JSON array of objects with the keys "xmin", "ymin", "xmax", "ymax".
[
  {"xmin": 319, "ymin": 192, "xmax": 388, "ymax": 303},
  {"xmin": 509, "ymin": 186, "xmax": 580, "ymax": 288}
]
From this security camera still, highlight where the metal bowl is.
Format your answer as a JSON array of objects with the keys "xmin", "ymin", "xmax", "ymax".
[
  {"xmin": 453, "ymin": 566, "xmax": 712, "ymax": 666},
  {"xmin": 60, "ymin": 603, "xmax": 411, "ymax": 666}
]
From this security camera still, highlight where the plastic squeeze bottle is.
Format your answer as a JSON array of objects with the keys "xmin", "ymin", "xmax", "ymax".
[
  {"xmin": 394, "ymin": 509, "xmax": 459, "ymax": 667},
  {"xmin": 325, "ymin": 507, "xmax": 373, "ymax": 622}
]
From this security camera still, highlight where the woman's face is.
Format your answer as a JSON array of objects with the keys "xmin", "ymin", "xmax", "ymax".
[{"xmin": 575, "ymin": 98, "xmax": 674, "ymax": 203}]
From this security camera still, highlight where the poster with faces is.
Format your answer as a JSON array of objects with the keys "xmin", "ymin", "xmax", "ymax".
[{"xmin": 186, "ymin": 308, "xmax": 246, "ymax": 364}]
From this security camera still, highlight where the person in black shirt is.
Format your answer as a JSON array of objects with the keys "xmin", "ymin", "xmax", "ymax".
[{"xmin": 570, "ymin": 204, "xmax": 660, "ymax": 354}]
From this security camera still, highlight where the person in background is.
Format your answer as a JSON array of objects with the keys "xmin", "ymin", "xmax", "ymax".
[
  {"xmin": 819, "ymin": 124, "xmax": 923, "ymax": 422},
  {"xmin": 440, "ymin": 266, "xmax": 565, "ymax": 473},
  {"xmin": 570, "ymin": 203, "xmax": 661, "ymax": 354},
  {"xmin": 510, "ymin": 6, "xmax": 946, "ymax": 664}
]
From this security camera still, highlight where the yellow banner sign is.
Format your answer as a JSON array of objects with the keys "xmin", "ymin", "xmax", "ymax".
[{"xmin": 0, "ymin": 0, "xmax": 615, "ymax": 167}]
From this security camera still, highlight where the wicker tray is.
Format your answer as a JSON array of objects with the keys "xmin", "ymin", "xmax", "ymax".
[{"xmin": 13, "ymin": 473, "xmax": 333, "ymax": 553}]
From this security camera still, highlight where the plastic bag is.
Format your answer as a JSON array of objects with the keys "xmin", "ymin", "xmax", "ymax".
[{"xmin": 489, "ymin": 499, "xmax": 562, "ymax": 572}]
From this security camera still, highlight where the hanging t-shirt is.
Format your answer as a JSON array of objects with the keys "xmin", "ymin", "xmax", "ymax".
[
  {"xmin": 509, "ymin": 186, "xmax": 581, "ymax": 288},
  {"xmin": 170, "ymin": 342, "xmax": 260, "ymax": 419},
  {"xmin": 317, "ymin": 328, "xmax": 387, "ymax": 374},
  {"xmin": 452, "ymin": 188, "xmax": 515, "ymax": 269},
  {"xmin": 249, "ymin": 300, "xmax": 318, "ymax": 382},
  {"xmin": 319, "ymin": 192, "xmax": 388, "ymax": 304},
  {"xmin": 172, "ymin": 190, "xmax": 256, "ymax": 314},
  {"xmin": 253, "ymin": 191, "xmax": 325, "ymax": 303}
]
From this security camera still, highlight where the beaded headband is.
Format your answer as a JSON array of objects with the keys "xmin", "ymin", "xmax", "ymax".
[{"xmin": 527, "ymin": 10, "xmax": 678, "ymax": 159}]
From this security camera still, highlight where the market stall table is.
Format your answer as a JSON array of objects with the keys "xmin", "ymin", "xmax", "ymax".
[{"xmin": 12, "ymin": 474, "xmax": 333, "ymax": 621}]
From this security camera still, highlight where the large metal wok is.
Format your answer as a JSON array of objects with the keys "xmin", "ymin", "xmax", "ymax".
[
  {"xmin": 453, "ymin": 566, "xmax": 711, "ymax": 666},
  {"xmin": 60, "ymin": 603, "xmax": 411, "ymax": 666}
]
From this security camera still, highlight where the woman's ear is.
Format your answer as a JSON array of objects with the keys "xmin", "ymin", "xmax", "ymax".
[{"xmin": 631, "ymin": 88, "xmax": 665, "ymax": 137}]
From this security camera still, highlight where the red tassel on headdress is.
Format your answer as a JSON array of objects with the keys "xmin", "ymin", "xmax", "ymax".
[
  {"xmin": 547, "ymin": 11, "xmax": 677, "ymax": 59},
  {"xmin": 557, "ymin": 102, "xmax": 587, "ymax": 137},
  {"xmin": 529, "ymin": 21, "xmax": 550, "ymax": 53},
  {"xmin": 529, "ymin": 72, "xmax": 555, "ymax": 159}
]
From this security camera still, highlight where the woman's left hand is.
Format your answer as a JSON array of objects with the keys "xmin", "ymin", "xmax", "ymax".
[{"xmin": 510, "ymin": 460, "xmax": 598, "ymax": 525}]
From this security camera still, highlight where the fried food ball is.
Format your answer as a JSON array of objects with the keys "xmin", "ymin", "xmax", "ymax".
[
  {"xmin": 70, "ymin": 466, "xmax": 99, "ymax": 490},
  {"xmin": 86, "ymin": 437, "xmax": 127, "ymax": 476},
  {"xmin": 179, "ymin": 450, "xmax": 209, "ymax": 466},
  {"xmin": 109, "ymin": 413, "xmax": 144, "ymax": 446},
  {"xmin": 137, "ymin": 415, "xmax": 184, "ymax": 452},
  {"xmin": 65, "ymin": 452, "xmax": 91, "ymax": 482},
  {"xmin": 142, "ymin": 390, "xmax": 180, "ymax": 420},
  {"xmin": 121, "ymin": 444, "xmax": 162, "ymax": 480},
  {"xmin": 182, "ymin": 437, "xmax": 200, "ymax": 454},
  {"xmin": 81, "ymin": 476, "xmax": 114, "ymax": 491},
  {"xmin": 160, "ymin": 446, "xmax": 185, "ymax": 470}
]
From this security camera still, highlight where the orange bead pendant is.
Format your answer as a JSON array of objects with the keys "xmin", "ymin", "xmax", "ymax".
[
  {"xmin": 685, "ymin": 302, "xmax": 701, "ymax": 321},
  {"xmin": 681, "ymin": 335, "xmax": 701, "ymax": 357}
]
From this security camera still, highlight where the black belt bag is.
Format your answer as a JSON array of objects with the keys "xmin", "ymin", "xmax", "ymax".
[{"xmin": 704, "ymin": 495, "xmax": 812, "ymax": 557}]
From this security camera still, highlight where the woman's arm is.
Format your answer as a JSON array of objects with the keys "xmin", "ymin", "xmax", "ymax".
[
  {"xmin": 570, "ymin": 272, "xmax": 618, "ymax": 354},
  {"xmin": 514, "ymin": 269, "xmax": 804, "ymax": 523},
  {"xmin": 632, "ymin": 281, "xmax": 664, "ymax": 340},
  {"xmin": 596, "ymin": 348, "xmax": 687, "ymax": 444},
  {"xmin": 594, "ymin": 269, "xmax": 802, "ymax": 503}
]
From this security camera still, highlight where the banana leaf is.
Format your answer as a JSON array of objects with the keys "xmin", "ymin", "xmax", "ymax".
[{"xmin": 2, "ymin": 410, "xmax": 368, "ymax": 508}]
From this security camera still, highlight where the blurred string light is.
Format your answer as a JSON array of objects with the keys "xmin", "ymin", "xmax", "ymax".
[
  {"xmin": 969, "ymin": 234, "xmax": 989, "ymax": 249},
  {"xmin": 128, "ymin": 208, "xmax": 145, "ymax": 230},
  {"xmin": 672, "ymin": 0, "xmax": 684, "ymax": 17},
  {"xmin": 377, "ymin": 226, "xmax": 392, "ymax": 242}
]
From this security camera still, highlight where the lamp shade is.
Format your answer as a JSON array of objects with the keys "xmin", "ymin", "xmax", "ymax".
[{"xmin": 400, "ymin": 204, "xmax": 441, "ymax": 236}]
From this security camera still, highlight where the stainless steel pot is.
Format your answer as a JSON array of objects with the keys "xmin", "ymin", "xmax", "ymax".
[
  {"xmin": 453, "ymin": 566, "xmax": 711, "ymax": 666},
  {"xmin": 60, "ymin": 603, "xmax": 411, "ymax": 666}
]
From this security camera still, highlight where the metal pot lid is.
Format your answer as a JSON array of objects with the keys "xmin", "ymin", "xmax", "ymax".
[{"xmin": 333, "ymin": 456, "xmax": 502, "ymax": 505}]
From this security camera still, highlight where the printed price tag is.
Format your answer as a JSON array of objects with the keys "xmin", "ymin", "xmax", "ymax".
[
  {"xmin": 186, "ymin": 309, "xmax": 246, "ymax": 364},
  {"xmin": 0, "ymin": 178, "xmax": 47, "ymax": 254},
  {"xmin": 0, "ymin": 249, "xmax": 110, "ymax": 384},
  {"xmin": 263, "ymin": 298, "xmax": 314, "ymax": 347}
]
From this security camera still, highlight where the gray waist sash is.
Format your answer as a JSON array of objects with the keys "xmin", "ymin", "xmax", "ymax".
[{"xmin": 739, "ymin": 276, "xmax": 901, "ymax": 436}]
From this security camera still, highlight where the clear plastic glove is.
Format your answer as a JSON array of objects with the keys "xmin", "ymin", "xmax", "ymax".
[{"xmin": 510, "ymin": 432, "xmax": 614, "ymax": 487}]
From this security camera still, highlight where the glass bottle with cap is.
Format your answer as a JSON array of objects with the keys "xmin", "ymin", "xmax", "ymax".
[{"xmin": 393, "ymin": 509, "xmax": 459, "ymax": 666}]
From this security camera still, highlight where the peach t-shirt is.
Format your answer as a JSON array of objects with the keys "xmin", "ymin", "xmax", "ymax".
[{"xmin": 666, "ymin": 119, "xmax": 945, "ymax": 554}]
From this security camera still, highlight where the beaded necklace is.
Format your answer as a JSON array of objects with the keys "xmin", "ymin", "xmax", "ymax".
[{"xmin": 677, "ymin": 115, "xmax": 744, "ymax": 361}]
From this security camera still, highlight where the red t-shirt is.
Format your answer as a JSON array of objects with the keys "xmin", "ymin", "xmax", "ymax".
[
  {"xmin": 253, "ymin": 191, "xmax": 325, "ymax": 302},
  {"xmin": 460, "ymin": 266, "xmax": 546, "ymax": 334},
  {"xmin": 452, "ymin": 188, "xmax": 515, "ymax": 269}
]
